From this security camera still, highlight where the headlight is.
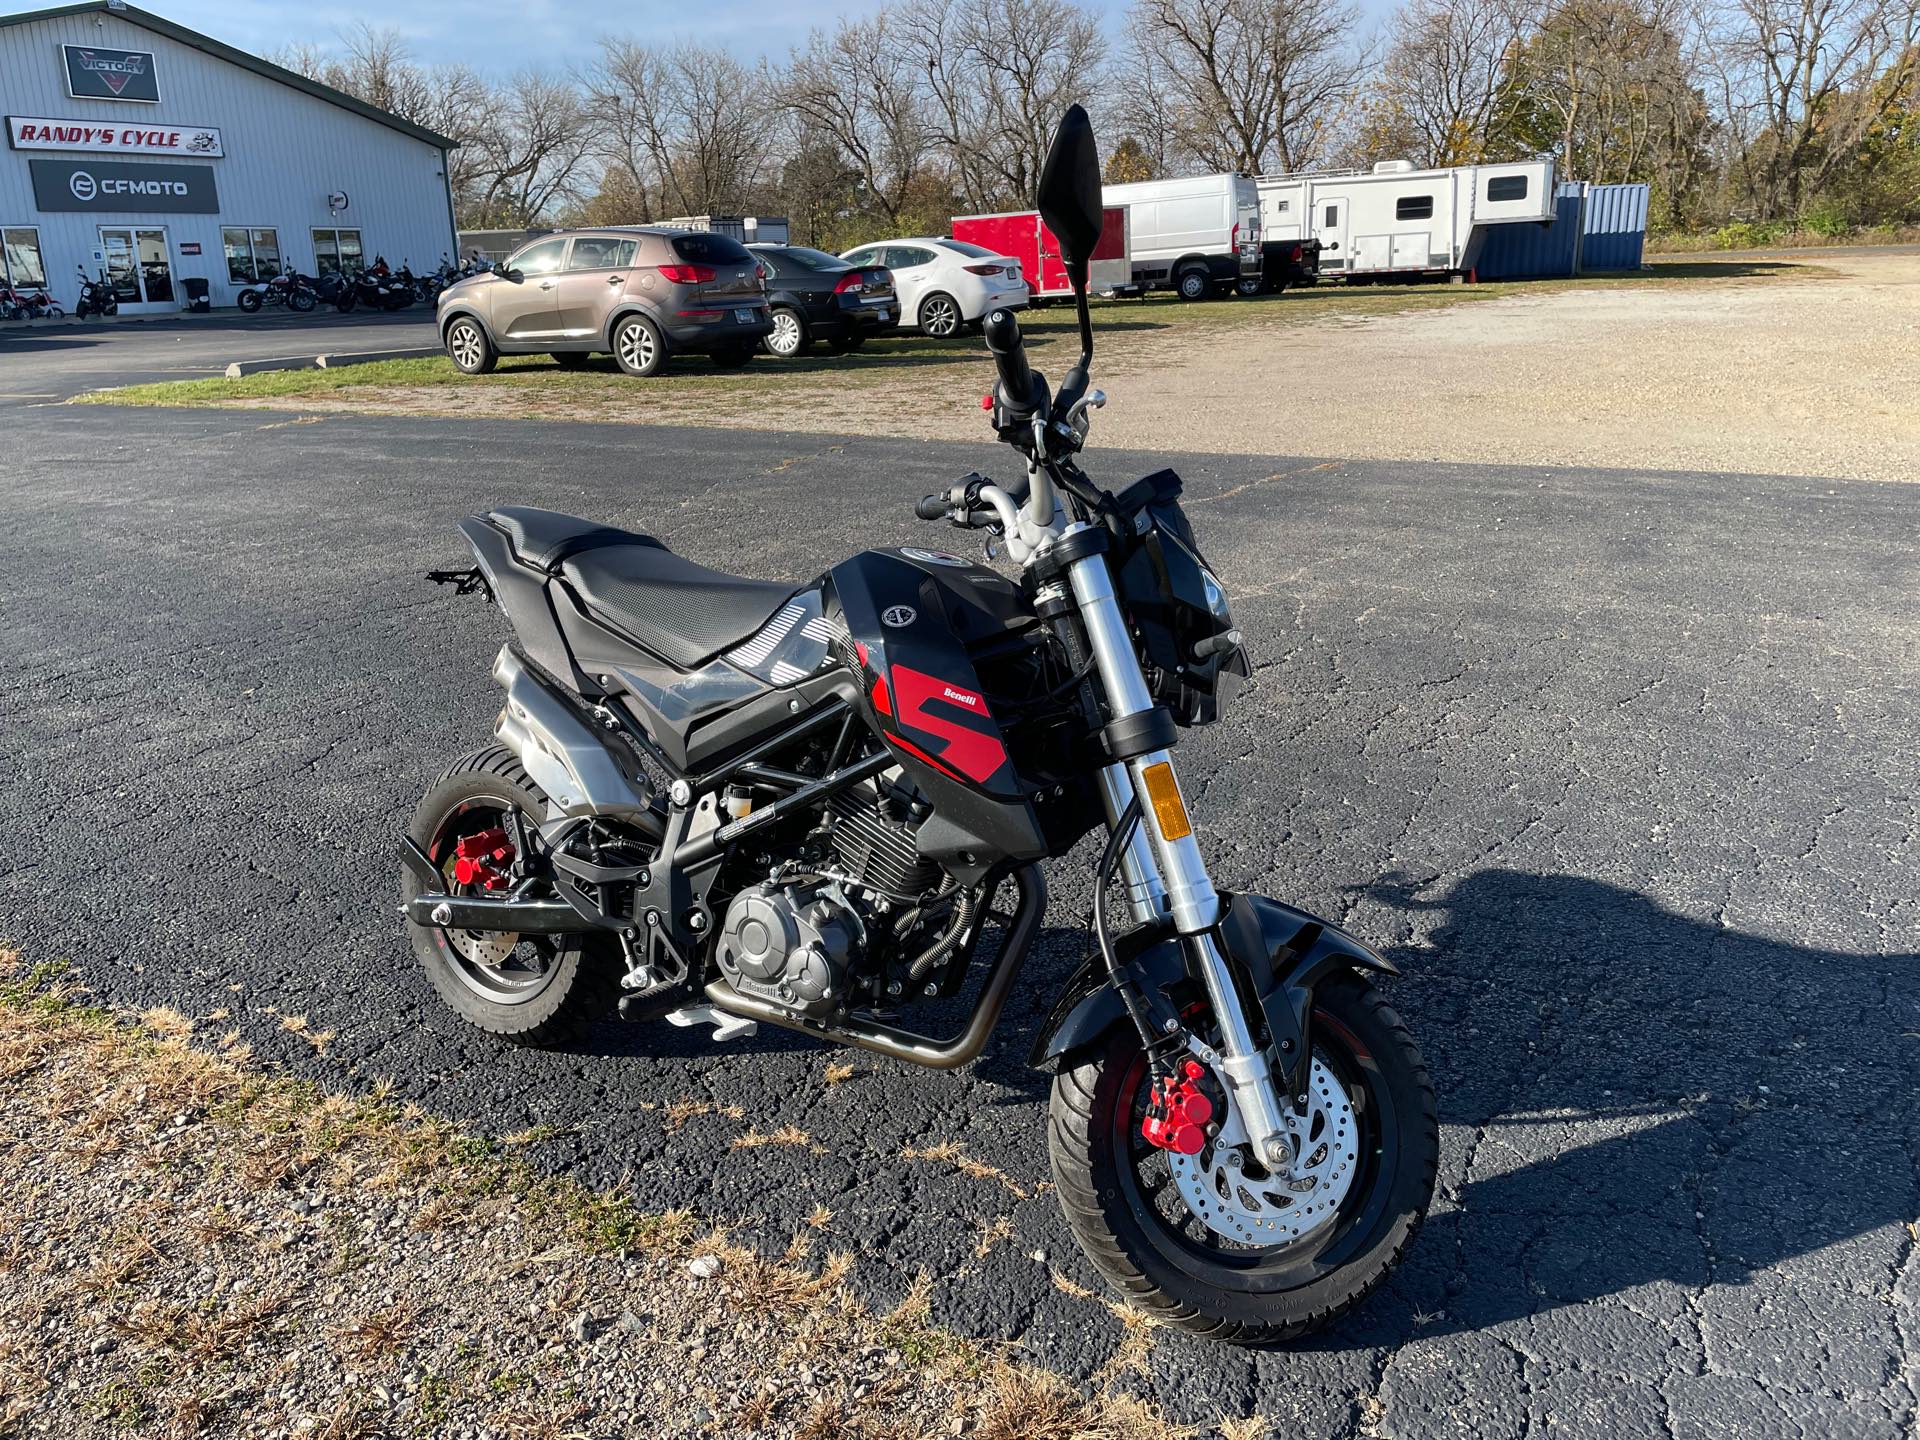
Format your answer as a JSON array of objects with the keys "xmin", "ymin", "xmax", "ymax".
[{"xmin": 1199, "ymin": 568, "xmax": 1232, "ymax": 623}]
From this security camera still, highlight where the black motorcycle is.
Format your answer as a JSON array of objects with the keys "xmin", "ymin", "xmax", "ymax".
[
  {"xmin": 403, "ymin": 107, "xmax": 1437, "ymax": 1343},
  {"xmin": 314, "ymin": 270, "xmax": 357, "ymax": 313},
  {"xmin": 236, "ymin": 270, "xmax": 318, "ymax": 314},
  {"xmin": 73, "ymin": 266, "xmax": 118, "ymax": 320},
  {"xmin": 360, "ymin": 257, "xmax": 413, "ymax": 311}
]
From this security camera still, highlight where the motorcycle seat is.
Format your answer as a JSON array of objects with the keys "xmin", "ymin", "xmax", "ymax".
[
  {"xmin": 490, "ymin": 505, "xmax": 662, "ymax": 572},
  {"xmin": 489, "ymin": 507, "xmax": 796, "ymax": 671}
]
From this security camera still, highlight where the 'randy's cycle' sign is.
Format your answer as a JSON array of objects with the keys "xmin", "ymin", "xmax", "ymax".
[{"xmin": 7, "ymin": 115, "xmax": 222, "ymax": 157}]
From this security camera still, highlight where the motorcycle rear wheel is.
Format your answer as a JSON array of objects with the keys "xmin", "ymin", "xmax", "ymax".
[
  {"xmin": 1047, "ymin": 972, "xmax": 1436, "ymax": 1344},
  {"xmin": 403, "ymin": 746, "xmax": 621, "ymax": 1048},
  {"xmin": 237, "ymin": 289, "xmax": 262, "ymax": 313}
]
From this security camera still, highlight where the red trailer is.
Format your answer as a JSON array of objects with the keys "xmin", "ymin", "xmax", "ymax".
[{"xmin": 951, "ymin": 206, "xmax": 1132, "ymax": 299}]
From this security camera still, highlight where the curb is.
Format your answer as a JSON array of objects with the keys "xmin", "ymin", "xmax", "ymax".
[{"xmin": 224, "ymin": 345, "xmax": 438, "ymax": 379}]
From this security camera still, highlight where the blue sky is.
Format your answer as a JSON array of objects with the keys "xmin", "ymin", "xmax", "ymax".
[{"xmin": 91, "ymin": 0, "xmax": 1393, "ymax": 77}]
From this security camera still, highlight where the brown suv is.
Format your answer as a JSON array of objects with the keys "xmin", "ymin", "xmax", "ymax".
[{"xmin": 437, "ymin": 228, "xmax": 772, "ymax": 378}]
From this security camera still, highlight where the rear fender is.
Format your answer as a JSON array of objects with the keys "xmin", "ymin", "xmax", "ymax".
[
  {"xmin": 456, "ymin": 517, "xmax": 588, "ymax": 691},
  {"xmin": 1028, "ymin": 894, "xmax": 1398, "ymax": 1092}
]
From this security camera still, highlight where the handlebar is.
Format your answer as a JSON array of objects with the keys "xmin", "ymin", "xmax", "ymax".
[
  {"xmin": 914, "ymin": 493, "xmax": 951, "ymax": 521},
  {"xmin": 982, "ymin": 309, "xmax": 1038, "ymax": 419}
]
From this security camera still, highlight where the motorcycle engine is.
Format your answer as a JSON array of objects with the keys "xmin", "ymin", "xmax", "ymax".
[{"xmin": 714, "ymin": 880, "xmax": 862, "ymax": 1018}]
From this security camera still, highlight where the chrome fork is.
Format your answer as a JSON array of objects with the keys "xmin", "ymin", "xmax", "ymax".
[{"xmin": 1057, "ymin": 525, "xmax": 1295, "ymax": 1172}]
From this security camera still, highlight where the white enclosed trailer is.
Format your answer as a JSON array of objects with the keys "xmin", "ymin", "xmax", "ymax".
[{"xmin": 1256, "ymin": 158, "xmax": 1556, "ymax": 279}]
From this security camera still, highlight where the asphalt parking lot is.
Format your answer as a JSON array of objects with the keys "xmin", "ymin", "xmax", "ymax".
[
  {"xmin": 0, "ymin": 308, "xmax": 436, "ymax": 404},
  {"xmin": 2, "ymin": 403, "xmax": 1915, "ymax": 1437}
]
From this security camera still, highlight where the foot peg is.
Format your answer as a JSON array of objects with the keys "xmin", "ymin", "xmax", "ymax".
[{"xmin": 665, "ymin": 1004, "xmax": 758, "ymax": 1043}]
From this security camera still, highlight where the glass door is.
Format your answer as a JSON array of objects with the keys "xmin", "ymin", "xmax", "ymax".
[
  {"xmin": 136, "ymin": 230, "xmax": 173, "ymax": 304},
  {"xmin": 100, "ymin": 228, "xmax": 140, "ymax": 303},
  {"xmin": 97, "ymin": 227, "xmax": 174, "ymax": 310}
]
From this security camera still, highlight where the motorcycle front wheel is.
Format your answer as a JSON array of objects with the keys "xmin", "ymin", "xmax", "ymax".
[{"xmin": 1048, "ymin": 973, "xmax": 1437, "ymax": 1344}]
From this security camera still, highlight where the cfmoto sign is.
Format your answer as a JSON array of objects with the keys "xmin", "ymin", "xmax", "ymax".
[{"xmin": 29, "ymin": 158, "xmax": 217, "ymax": 214}]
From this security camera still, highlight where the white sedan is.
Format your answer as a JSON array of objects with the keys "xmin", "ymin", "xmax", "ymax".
[{"xmin": 838, "ymin": 238, "xmax": 1029, "ymax": 338}]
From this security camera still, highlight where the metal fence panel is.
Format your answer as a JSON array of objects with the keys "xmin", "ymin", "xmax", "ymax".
[{"xmin": 1580, "ymin": 183, "xmax": 1650, "ymax": 271}]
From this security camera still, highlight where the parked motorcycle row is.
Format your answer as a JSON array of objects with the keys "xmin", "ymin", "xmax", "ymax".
[
  {"xmin": 1, "ymin": 253, "xmax": 491, "ymax": 323},
  {"xmin": 237, "ymin": 253, "xmax": 488, "ymax": 316}
]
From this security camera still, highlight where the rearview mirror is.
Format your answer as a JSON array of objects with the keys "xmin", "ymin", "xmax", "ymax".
[
  {"xmin": 492, "ymin": 262, "xmax": 512, "ymax": 280},
  {"xmin": 1036, "ymin": 104, "xmax": 1103, "ymax": 278}
]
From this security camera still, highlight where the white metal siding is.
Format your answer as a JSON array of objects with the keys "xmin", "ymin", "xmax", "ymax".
[{"xmin": 0, "ymin": 11, "xmax": 454, "ymax": 308}]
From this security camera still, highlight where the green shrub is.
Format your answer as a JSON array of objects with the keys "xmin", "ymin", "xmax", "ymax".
[
  {"xmin": 1711, "ymin": 220, "xmax": 1787, "ymax": 249},
  {"xmin": 1798, "ymin": 202, "xmax": 1851, "ymax": 238}
]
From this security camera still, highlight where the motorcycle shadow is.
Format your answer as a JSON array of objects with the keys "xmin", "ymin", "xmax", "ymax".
[{"xmin": 1282, "ymin": 865, "xmax": 1918, "ymax": 1351}]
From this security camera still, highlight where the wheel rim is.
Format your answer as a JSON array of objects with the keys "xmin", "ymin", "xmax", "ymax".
[
  {"xmin": 1115, "ymin": 1009, "xmax": 1393, "ymax": 1283},
  {"xmin": 449, "ymin": 322, "xmax": 483, "ymax": 370},
  {"xmin": 1182, "ymin": 274, "xmax": 1205, "ymax": 299},
  {"xmin": 924, "ymin": 297, "xmax": 958, "ymax": 336},
  {"xmin": 619, "ymin": 320, "xmax": 655, "ymax": 371},
  {"xmin": 424, "ymin": 800, "xmax": 566, "ymax": 1006},
  {"xmin": 770, "ymin": 311, "xmax": 802, "ymax": 355}
]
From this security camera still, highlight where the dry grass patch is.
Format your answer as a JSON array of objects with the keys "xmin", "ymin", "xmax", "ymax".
[
  {"xmin": 902, "ymin": 1139, "xmax": 1031, "ymax": 1199},
  {"xmin": 730, "ymin": 1123, "xmax": 815, "ymax": 1150},
  {"xmin": 0, "ymin": 946, "xmax": 1183, "ymax": 1439}
]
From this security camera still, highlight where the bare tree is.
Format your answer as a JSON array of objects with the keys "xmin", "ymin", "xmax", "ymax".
[
  {"xmin": 779, "ymin": 15, "xmax": 933, "ymax": 227},
  {"xmin": 466, "ymin": 71, "xmax": 600, "ymax": 227},
  {"xmin": 901, "ymin": 0, "xmax": 1106, "ymax": 211},
  {"xmin": 1363, "ymin": 0, "xmax": 1540, "ymax": 165},
  {"xmin": 585, "ymin": 43, "xmax": 774, "ymax": 220},
  {"xmin": 1705, "ymin": 0, "xmax": 1920, "ymax": 214},
  {"xmin": 1125, "ymin": 0, "xmax": 1370, "ymax": 174}
]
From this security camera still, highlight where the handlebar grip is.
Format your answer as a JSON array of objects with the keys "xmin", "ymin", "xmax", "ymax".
[
  {"xmin": 982, "ymin": 309, "xmax": 1035, "ymax": 416},
  {"xmin": 915, "ymin": 493, "xmax": 951, "ymax": 521}
]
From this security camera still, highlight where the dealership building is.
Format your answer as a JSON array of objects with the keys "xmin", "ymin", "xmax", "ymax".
[{"xmin": 0, "ymin": 1, "xmax": 457, "ymax": 312}]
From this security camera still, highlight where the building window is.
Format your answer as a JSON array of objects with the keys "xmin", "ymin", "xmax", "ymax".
[
  {"xmin": 1274, "ymin": 199, "xmax": 1290, "ymax": 213},
  {"xmin": 1487, "ymin": 175, "xmax": 1529, "ymax": 202},
  {"xmin": 1322, "ymin": 204, "xmax": 1339, "ymax": 228},
  {"xmin": 1396, "ymin": 196, "xmax": 1435, "ymax": 220},
  {"xmin": 2, "ymin": 228, "xmax": 46, "ymax": 288},
  {"xmin": 222, "ymin": 227, "xmax": 281, "ymax": 283},
  {"xmin": 312, "ymin": 228, "xmax": 364, "ymax": 277}
]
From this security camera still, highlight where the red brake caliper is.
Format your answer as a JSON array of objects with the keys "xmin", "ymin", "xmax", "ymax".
[
  {"xmin": 1142, "ymin": 1059, "xmax": 1215, "ymax": 1156},
  {"xmin": 451, "ymin": 827, "xmax": 515, "ymax": 891}
]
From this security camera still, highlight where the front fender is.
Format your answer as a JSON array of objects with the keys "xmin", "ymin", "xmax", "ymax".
[{"xmin": 1028, "ymin": 894, "xmax": 1398, "ymax": 1090}]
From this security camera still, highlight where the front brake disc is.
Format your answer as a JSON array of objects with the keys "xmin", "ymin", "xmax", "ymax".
[{"xmin": 1168, "ymin": 1057, "xmax": 1359, "ymax": 1247}]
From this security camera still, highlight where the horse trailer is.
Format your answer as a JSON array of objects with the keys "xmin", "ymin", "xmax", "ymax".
[{"xmin": 1257, "ymin": 158, "xmax": 1558, "ymax": 281}]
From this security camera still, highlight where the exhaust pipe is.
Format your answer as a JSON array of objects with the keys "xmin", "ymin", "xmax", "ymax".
[{"xmin": 491, "ymin": 645, "xmax": 656, "ymax": 822}]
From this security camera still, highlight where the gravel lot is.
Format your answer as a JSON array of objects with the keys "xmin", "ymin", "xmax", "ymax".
[
  {"xmin": 1, "ymin": 405, "xmax": 1914, "ymax": 1437},
  {"xmin": 92, "ymin": 252, "xmax": 1919, "ymax": 484}
]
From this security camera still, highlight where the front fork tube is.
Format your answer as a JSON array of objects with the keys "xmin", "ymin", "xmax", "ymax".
[{"xmin": 1064, "ymin": 535, "xmax": 1295, "ymax": 1172}]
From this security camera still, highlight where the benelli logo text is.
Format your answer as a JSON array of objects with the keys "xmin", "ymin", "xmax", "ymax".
[{"xmin": 941, "ymin": 686, "xmax": 980, "ymax": 708}]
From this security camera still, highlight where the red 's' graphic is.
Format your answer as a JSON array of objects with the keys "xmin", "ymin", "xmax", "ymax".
[{"xmin": 885, "ymin": 666, "xmax": 1007, "ymax": 784}]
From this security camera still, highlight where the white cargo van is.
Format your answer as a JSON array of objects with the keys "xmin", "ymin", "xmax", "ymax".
[
  {"xmin": 1257, "ymin": 159, "xmax": 1556, "ymax": 279},
  {"xmin": 1101, "ymin": 173, "xmax": 1262, "ymax": 299}
]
